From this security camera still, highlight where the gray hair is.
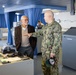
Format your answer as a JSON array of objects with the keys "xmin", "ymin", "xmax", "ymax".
[
  {"xmin": 46, "ymin": 10, "xmax": 54, "ymax": 18},
  {"xmin": 20, "ymin": 15, "xmax": 28, "ymax": 20},
  {"xmin": 42, "ymin": 9, "xmax": 54, "ymax": 18}
]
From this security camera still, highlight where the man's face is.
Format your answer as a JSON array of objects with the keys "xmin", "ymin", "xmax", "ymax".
[
  {"xmin": 44, "ymin": 13, "xmax": 49, "ymax": 23},
  {"xmin": 38, "ymin": 22, "xmax": 41, "ymax": 25},
  {"xmin": 44, "ymin": 12, "xmax": 52, "ymax": 23},
  {"xmin": 21, "ymin": 17, "xmax": 28, "ymax": 26}
]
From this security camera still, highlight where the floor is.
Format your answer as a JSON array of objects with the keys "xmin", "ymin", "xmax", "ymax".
[
  {"xmin": 34, "ymin": 55, "xmax": 76, "ymax": 75},
  {"xmin": 0, "ymin": 40, "xmax": 76, "ymax": 75}
]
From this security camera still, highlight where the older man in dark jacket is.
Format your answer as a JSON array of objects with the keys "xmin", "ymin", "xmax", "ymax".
[{"xmin": 15, "ymin": 16, "xmax": 37, "ymax": 58}]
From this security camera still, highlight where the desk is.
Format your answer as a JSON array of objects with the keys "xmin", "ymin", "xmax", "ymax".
[{"xmin": 0, "ymin": 56, "xmax": 34, "ymax": 75}]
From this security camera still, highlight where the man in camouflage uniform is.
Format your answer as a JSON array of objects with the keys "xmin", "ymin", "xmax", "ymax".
[{"xmin": 25, "ymin": 9, "xmax": 62, "ymax": 75}]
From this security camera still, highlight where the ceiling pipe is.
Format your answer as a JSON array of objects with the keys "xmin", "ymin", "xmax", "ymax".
[{"xmin": 70, "ymin": 0, "xmax": 75, "ymax": 15}]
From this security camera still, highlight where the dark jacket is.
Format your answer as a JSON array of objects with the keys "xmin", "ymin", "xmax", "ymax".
[{"xmin": 15, "ymin": 25, "xmax": 37, "ymax": 51}]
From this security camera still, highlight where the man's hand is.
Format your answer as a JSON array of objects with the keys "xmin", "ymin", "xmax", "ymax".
[
  {"xmin": 24, "ymin": 33, "xmax": 28, "ymax": 36},
  {"xmin": 24, "ymin": 33, "xmax": 32, "ymax": 37},
  {"xmin": 28, "ymin": 33, "xmax": 32, "ymax": 37},
  {"xmin": 50, "ymin": 53, "xmax": 55, "ymax": 58}
]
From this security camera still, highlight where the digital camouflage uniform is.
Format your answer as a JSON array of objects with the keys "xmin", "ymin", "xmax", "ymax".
[{"xmin": 32, "ymin": 20, "xmax": 62, "ymax": 75}]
